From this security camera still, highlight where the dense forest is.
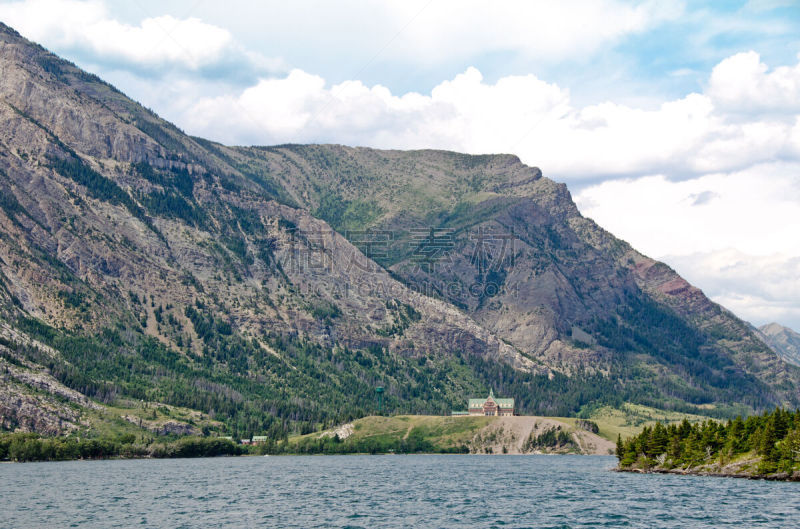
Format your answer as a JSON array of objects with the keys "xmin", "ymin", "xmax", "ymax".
[
  {"xmin": 616, "ymin": 408, "xmax": 800, "ymax": 477},
  {"xmin": 5, "ymin": 305, "xmax": 754, "ymax": 444},
  {"xmin": 0, "ymin": 432, "xmax": 244, "ymax": 462},
  {"xmin": 5, "ymin": 316, "xmax": 631, "ymax": 440}
]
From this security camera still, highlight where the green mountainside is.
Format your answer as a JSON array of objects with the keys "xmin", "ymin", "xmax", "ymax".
[{"xmin": 0, "ymin": 22, "xmax": 798, "ymax": 442}]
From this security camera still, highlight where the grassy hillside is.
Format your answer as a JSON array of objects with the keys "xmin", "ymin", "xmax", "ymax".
[
  {"xmin": 309, "ymin": 415, "xmax": 494, "ymax": 449},
  {"xmin": 283, "ymin": 414, "xmax": 616, "ymax": 455},
  {"xmin": 554, "ymin": 404, "xmax": 710, "ymax": 442}
]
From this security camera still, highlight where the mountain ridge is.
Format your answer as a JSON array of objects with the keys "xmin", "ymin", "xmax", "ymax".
[{"xmin": 758, "ymin": 323, "xmax": 800, "ymax": 367}]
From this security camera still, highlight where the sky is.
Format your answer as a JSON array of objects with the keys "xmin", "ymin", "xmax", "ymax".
[{"xmin": 1, "ymin": 0, "xmax": 799, "ymax": 330}]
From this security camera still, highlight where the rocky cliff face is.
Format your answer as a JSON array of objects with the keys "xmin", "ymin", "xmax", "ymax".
[
  {"xmin": 0, "ymin": 22, "xmax": 797, "ymax": 436},
  {"xmin": 758, "ymin": 323, "xmax": 800, "ymax": 367}
]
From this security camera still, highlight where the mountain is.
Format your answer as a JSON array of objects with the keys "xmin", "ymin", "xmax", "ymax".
[
  {"xmin": 0, "ymin": 22, "xmax": 797, "ymax": 439},
  {"xmin": 222, "ymin": 144, "xmax": 797, "ymax": 411},
  {"xmin": 758, "ymin": 323, "xmax": 800, "ymax": 367}
]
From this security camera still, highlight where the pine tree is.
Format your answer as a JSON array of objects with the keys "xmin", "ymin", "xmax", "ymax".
[
  {"xmin": 759, "ymin": 417, "xmax": 779, "ymax": 462},
  {"xmin": 647, "ymin": 422, "xmax": 668, "ymax": 456},
  {"xmin": 780, "ymin": 427, "xmax": 800, "ymax": 466}
]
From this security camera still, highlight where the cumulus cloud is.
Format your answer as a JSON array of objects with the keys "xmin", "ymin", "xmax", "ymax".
[
  {"xmin": 665, "ymin": 250, "xmax": 800, "ymax": 330},
  {"xmin": 574, "ymin": 162, "xmax": 800, "ymax": 330},
  {"xmin": 181, "ymin": 67, "xmax": 571, "ymax": 152},
  {"xmin": 574, "ymin": 162, "xmax": 800, "ymax": 258},
  {"xmin": 708, "ymin": 51, "xmax": 800, "ymax": 115},
  {"xmin": 0, "ymin": 0, "xmax": 282, "ymax": 78},
  {"xmin": 177, "ymin": 51, "xmax": 800, "ymax": 184}
]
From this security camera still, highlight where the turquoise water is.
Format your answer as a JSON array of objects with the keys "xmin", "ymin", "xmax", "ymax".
[{"xmin": 2, "ymin": 455, "xmax": 798, "ymax": 528}]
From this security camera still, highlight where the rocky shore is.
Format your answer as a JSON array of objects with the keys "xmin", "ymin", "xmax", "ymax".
[{"xmin": 616, "ymin": 465, "xmax": 800, "ymax": 482}]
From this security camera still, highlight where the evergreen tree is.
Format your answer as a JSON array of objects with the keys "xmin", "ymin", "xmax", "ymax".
[{"xmin": 616, "ymin": 408, "xmax": 800, "ymax": 478}]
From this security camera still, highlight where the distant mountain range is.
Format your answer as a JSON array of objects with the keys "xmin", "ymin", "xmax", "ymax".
[
  {"xmin": 0, "ymin": 22, "xmax": 798, "ymax": 438},
  {"xmin": 758, "ymin": 323, "xmax": 800, "ymax": 367}
]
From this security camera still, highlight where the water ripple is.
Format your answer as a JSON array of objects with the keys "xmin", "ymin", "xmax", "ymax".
[{"xmin": 1, "ymin": 455, "xmax": 799, "ymax": 528}]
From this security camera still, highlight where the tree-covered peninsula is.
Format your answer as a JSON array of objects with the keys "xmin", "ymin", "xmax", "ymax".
[{"xmin": 616, "ymin": 408, "xmax": 800, "ymax": 480}]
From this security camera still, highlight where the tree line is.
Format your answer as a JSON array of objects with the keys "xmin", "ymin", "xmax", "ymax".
[
  {"xmin": 616, "ymin": 407, "xmax": 800, "ymax": 475},
  {"xmin": 0, "ymin": 432, "xmax": 244, "ymax": 462}
]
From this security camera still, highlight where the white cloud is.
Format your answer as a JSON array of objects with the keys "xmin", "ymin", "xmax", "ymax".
[
  {"xmin": 0, "ymin": 0, "xmax": 281, "ymax": 74},
  {"xmin": 177, "ymin": 51, "xmax": 800, "ymax": 183},
  {"xmin": 0, "ymin": 0, "xmax": 683, "ymax": 77},
  {"xmin": 708, "ymin": 51, "xmax": 800, "ymax": 115},
  {"xmin": 181, "ymin": 67, "xmax": 573, "ymax": 152},
  {"xmin": 170, "ymin": 0, "xmax": 683, "ymax": 71},
  {"xmin": 574, "ymin": 163, "xmax": 800, "ymax": 330},
  {"xmin": 665, "ymin": 250, "xmax": 800, "ymax": 330},
  {"xmin": 374, "ymin": 0, "xmax": 684, "ymax": 64},
  {"xmin": 574, "ymin": 162, "xmax": 800, "ymax": 258}
]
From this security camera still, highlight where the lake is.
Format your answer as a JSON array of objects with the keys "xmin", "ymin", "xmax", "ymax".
[{"xmin": 2, "ymin": 455, "xmax": 799, "ymax": 528}]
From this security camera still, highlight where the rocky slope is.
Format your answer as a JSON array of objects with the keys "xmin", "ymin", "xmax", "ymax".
[
  {"xmin": 230, "ymin": 144, "xmax": 798, "ymax": 411},
  {"xmin": 0, "ymin": 23, "xmax": 547, "ymax": 437},
  {"xmin": 616, "ymin": 457, "xmax": 800, "ymax": 482},
  {"xmin": 0, "ymin": 22, "xmax": 798, "ymax": 437},
  {"xmin": 758, "ymin": 323, "xmax": 800, "ymax": 367}
]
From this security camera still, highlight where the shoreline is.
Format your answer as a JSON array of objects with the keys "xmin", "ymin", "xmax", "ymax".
[
  {"xmin": 1, "ymin": 450, "xmax": 615, "ymax": 464},
  {"xmin": 614, "ymin": 466, "xmax": 800, "ymax": 482}
]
